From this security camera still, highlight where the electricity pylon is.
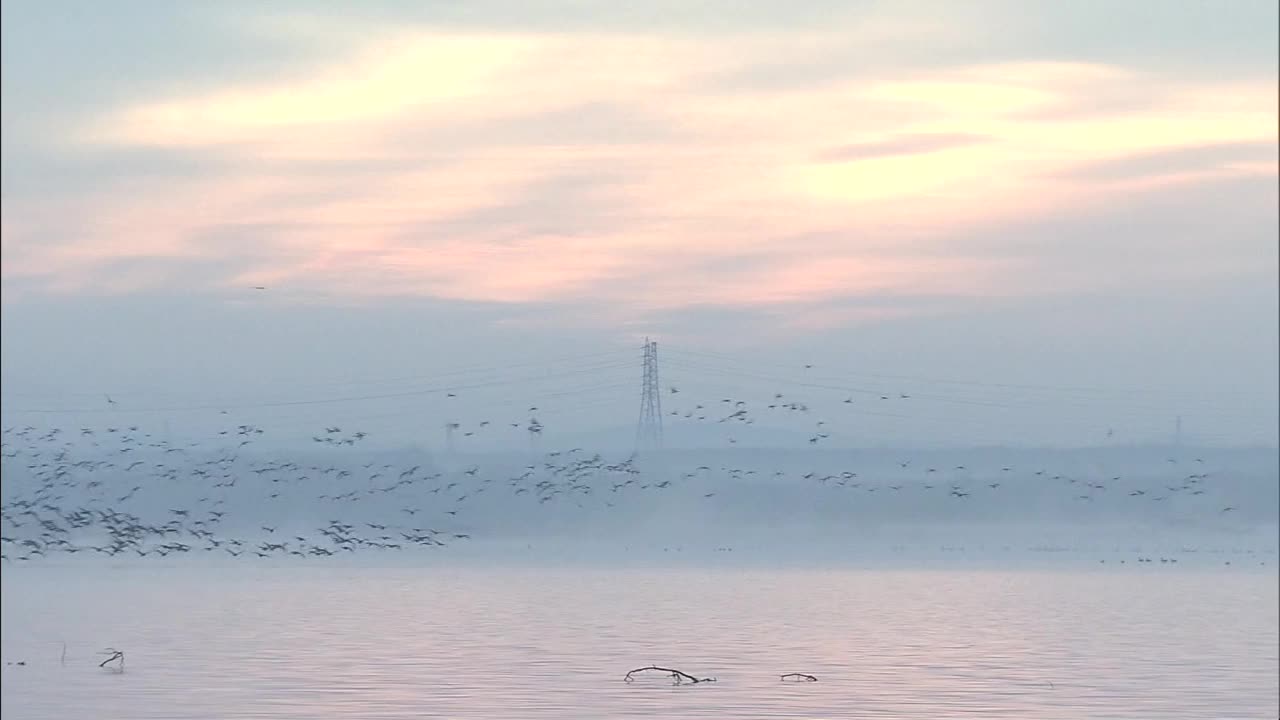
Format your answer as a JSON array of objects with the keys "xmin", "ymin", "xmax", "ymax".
[{"xmin": 636, "ymin": 338, "xmax": 663, "ymax": 452}]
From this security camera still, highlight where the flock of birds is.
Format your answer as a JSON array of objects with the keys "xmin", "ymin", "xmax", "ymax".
[
  {"xmin": 0, "ymin": 380, "xmax": 1267, "ymax": 567},
  {"xmin": 1, "ymin": 421, "xmax": 649, "ymax": 563}
]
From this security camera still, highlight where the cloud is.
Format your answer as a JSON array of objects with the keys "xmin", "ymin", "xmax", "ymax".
[
  {"xmin": 1, "ymin": 10, "xmax": 1275, "ymax": 334},
  {"xmin": 815, "ymin": 134, "xmax": 992, "ymax": 162},
  {"xmin": 946, "ymin": 172, "xmax": 1279, "ymax": 297},
  {"xmin": 1052, "ymin": 140, "xmax": 1278, "ymax": 182}
]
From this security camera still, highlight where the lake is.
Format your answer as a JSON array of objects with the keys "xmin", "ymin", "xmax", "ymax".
[{"xmin": 2, "ymin": 564, "xmax": 1277, "ymax": 719}]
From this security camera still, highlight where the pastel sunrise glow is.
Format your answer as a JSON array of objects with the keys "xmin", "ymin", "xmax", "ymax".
[{"xmin": 2, "ymin": 0, "xmax": 1276, "ymax": 447}]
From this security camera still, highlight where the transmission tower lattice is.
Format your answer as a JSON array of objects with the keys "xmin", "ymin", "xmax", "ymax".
[{"xmin": 636, "ymin": 338, "xmax": 663, "ymax": 451}]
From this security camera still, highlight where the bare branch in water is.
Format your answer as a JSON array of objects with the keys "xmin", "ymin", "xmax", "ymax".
[
  {"xmin": 780, "ymin": 672, "xmax": 818, "ymax": 682},
  {"xmin": 98, "ymin": 648, "xmax": 124, "ymax": 671},
  {"xmin": 624, "ymin": 665, "xmax": 716, "ymax": 684}
]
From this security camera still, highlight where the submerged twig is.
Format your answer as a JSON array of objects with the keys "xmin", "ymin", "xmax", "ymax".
[
  {"xmin": 98, "ymin": 648, "xmax": 124, "ymax": 672},
  {"xmin": 780, "ymin": 672, "xmax": 818, "ymax": 682},
  {"xmin": 624, "ymin": 665, "xmax": 716, "ymax": 684}
]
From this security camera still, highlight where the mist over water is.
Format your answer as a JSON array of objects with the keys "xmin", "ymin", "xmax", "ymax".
[{"xmin": 3, "ymin": 423, "xmax": 1278, "ymax": 717}]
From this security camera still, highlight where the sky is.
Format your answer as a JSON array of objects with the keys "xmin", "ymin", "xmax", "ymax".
[{"xmin": 1, "ymin": 0, "xmax": 1277, "ymax": 449}]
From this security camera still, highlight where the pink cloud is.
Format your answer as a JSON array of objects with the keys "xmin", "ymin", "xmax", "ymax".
[{"xmin": 2, "ymin": 24, "xmax": 1274, "ymax": 328}]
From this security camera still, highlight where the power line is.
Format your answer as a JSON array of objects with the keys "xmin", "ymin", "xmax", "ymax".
[
  {"xmin": 2, "ymin": 340, "xmax": 1270, "ymax": 448},
  {"xmin": 0, "ymin": 348, "xmax": 638, "ymax": 403},
  {"xmin": 664, "ymin": 346, "xmax": 1264, "ymax": 403},
  {"xmin": 4, "ymin": 360, "xmax": 635, "ymax": 415},
  {"xmin": 661, "ymin": 352, "xmax": 1266, "ymax": 421}
]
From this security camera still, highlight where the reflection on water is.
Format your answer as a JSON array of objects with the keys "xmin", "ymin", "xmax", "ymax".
[{"xmin": 2, "ymin": 566, "xmax": 1277, "ymax": 719}]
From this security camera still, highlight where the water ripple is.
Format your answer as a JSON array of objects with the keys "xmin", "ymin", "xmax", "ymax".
[{"xmin": 2, "ymin": 566, "xmax": 1276, "ymax": 719}]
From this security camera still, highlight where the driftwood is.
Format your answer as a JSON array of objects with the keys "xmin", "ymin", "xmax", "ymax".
[
  {"xmin": 98, "ymin": 648, "xmax": 124, "ymax": 671},
  {"xmin": 780, "ymin": 672, "xmax": 818, "ymax": 682},
  {"xmin": 624, "ymin": 665, "xmax": 716, "ymax": 684}
]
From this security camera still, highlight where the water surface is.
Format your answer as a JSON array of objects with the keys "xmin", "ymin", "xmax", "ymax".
[{"xmin": 2, "ymin": 565, "xmax": 1276, "ymax": 719}]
